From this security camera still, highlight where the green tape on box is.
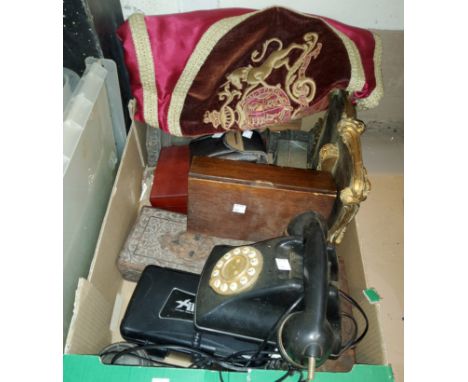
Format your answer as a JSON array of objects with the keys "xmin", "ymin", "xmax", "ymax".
[
  {"xmin": 363, "ymin": 287, "xmax": 381, "ymax": 304},
  {"xmin": 63, "ymin": 355, "xmax": 394, "ymax": 382}
]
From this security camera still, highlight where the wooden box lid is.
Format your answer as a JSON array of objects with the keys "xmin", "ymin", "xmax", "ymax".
[{"xmin": 189, "ymin": 156, "xmax": 336, "ymax": 194}]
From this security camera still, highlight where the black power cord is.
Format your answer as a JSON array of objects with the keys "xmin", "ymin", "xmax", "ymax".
[
  {"xmin": 330, "ymin": 312, "xmax": 358, "ymax": 358},
  {"xmin": 338, "ymin": 289, "xmax": 369, "ymax": 348},
  {"xmin": 328, "ymin": 289, "xmax": 369, "ymax": 358},
  {"xmin": 100, "ymin": 289, "xmax": 369, "ymax": 375},
  {"xmin": 99, "ymin": 349, "xmax": 179, "ymax": 368},
  {"xmin": 245, "ymin": 295, "xmax": 304, "ymax": 368},
  {"xmin": 218, "ymin": 370, "xmax": 225, "ymax": 382}
]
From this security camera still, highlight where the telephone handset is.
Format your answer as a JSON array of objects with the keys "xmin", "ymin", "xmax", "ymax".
[{"xmin": 277, "ymin": 212, "xmax": 342, "ymax": 380}]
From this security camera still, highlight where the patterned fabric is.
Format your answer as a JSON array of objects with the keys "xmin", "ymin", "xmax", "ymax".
[{"xmin": 117, "ymin": 7, "xmax": 382, "ymax": 137}]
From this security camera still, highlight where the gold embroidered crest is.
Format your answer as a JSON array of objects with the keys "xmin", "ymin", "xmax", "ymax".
[{"xmin": 204, "ymin": 32, "xmax": 322, "ymax": 131}]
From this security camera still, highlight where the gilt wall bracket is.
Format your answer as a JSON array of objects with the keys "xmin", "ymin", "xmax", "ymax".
[{"xmin": 326, "ymin": 115, "xmax": 371, "ymax": 244}]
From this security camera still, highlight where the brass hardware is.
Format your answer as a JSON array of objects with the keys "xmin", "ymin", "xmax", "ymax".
[
  {"xmin": 317, "ymin": 143, "xmax": 339, "ymax": 174},
  {"xmin": 209, "ymin": 246, "xmax": 263, "ymax": 295},
  {"xmin": 307, "ymin": 357, "xmax": 316, "ymax": 381}
]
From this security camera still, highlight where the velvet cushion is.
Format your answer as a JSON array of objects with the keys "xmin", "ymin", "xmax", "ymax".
[{"xmin": 117, "ymin": 7, "xmax": 382, "ymax": 137}]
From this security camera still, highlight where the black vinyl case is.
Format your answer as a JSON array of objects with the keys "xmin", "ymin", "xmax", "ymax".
[{"xmin": 120, "ymin": 265, "xmax": 259, "ymax": 357}]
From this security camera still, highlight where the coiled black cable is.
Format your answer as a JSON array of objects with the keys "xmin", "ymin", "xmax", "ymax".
[
  {"xmin": 100, "ymin": 289, "xmax": 368, "ymax": 375},
  {"xmin": 339, "ymin": 289, "xmax": 369, "ymax": 348}
]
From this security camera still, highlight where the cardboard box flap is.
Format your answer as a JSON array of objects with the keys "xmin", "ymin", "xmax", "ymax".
[
  {"xmin": 338, "ymin": 221, "xmax": 387, "ymax": 365},
  {"xmin": 65, "ymin": 278, "xmax": 113, "ymax": 354},
  {"xmin": 87, "ymin": 126, "xmax": 145, "ymax": 303},
  {"xmin": 66, "ymin": 126, "xmax": 147, "ymax": 352},
  {"xmin": 63, "ymin": 355, "xmax": 394, "ymax": 382},
  {"xmin": 354, "ymin": 300, "xmax": 387, "ymax": 365}
]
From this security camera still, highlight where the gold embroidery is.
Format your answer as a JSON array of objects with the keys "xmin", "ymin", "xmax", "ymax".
[
  {"xmin": 204, "ymin": 33, "xmax": 322, "ymax": 131},
  {"xmin": 290, "ymin": 7, "xmax": 366, "ymax": 96},
  {"xmin": 167, "ymin": 12, "xmax": 257, "ymax": 136},
  {"xmin": 166, "ymin": 7, "xmax": 374, "ymax": 136}
]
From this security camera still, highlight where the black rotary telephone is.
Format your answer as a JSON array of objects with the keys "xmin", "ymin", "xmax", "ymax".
[{"xmin": 195, "ymin": 211, "xmax": 343, "ymax": 380}]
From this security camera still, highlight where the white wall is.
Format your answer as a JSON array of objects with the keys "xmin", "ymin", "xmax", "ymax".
[{"xmin": 120, "ymin": 0, "xmax": 403, "ymax": 30}]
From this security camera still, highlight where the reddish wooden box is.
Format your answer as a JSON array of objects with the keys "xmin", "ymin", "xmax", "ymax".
[
  {"xmin": 150, "ymin": 145, "xmax": 190, "ymax": 214},
  {"xmin": 187, "ymin": 156, "xmax": 337, "ymax": 241}
]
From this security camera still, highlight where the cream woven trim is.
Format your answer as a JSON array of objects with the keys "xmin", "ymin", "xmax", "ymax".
[
  {"xmin": 129, "ymin": 13, "xmax": 159, "ymax": 128},
  {"xmin": 167, "ymin": 12, "xmax": 258, "ymax": 136},
  {"xmin": 356, "ymin": 32, "xmax": 384, "ymax": 109}
]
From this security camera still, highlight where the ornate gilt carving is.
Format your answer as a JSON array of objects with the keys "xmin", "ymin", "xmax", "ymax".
[
  {"xmin": 328, "ymin": 116, "xmax": 371, "ymax": 244},
  {"xmin": 317, "ymin": 143, "xmax": 339, "ymax": 173}
]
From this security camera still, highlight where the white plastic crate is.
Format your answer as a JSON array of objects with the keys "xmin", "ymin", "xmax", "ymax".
[{"xmin": 63, "ymin": 59, "xmax": 124, "ymax": 341}]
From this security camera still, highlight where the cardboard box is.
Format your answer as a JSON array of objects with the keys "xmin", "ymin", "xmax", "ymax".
[{"xmin": 63, "ymin": 123, "xmax": 394, "ymax": 381}]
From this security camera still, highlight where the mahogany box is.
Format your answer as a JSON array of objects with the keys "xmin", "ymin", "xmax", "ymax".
[
  {"xmin": 187, "ymin": 156, "xmax": 337, "ymax": 241},
  {"xmin": 150, "ymin": 145, "xmax": 190, "ymax": 214}
]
